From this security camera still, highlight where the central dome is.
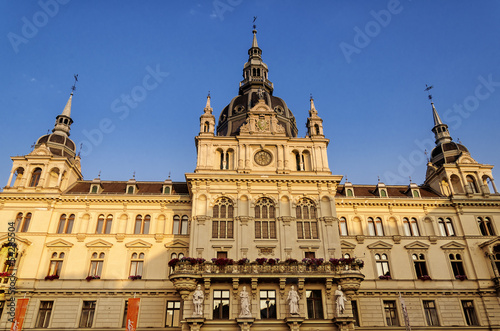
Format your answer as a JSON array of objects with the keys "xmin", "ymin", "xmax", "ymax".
[{"xmin": 216, "ymin": 28, "xmax": 298, "ymax": 138}]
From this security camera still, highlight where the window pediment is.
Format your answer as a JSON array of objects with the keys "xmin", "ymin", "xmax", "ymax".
[
  {"xmin": 404, "ymin": 241, "xmax": 430, "ymax": 250},
  {"xmin": 367, "ymin": 241, "xmax": 393, "ymax": 250},
  {"xmin": 125, "ymin": 239, "xmax": 152, "ymax": 249},
  {"xmin": 165, "ymin": 239, "xmax": 189, "ymax": 249},
  {"xmin": 340, "ymin": 240, "xmax": 356, "ymax": 250},
  {"xmin": 440, "ymin": 241, "xmax": 466, "ymax": 250},
  {"xmin": 0, "ymin": 234, "xmax": 32, "ymax": 246},
  {"xmin": 45, "ymin": 239, "xmax": 74, "ymax": 248},
  {"xmin": 85, "ymin": 239, "xmax": 113, "ymax": 248}
]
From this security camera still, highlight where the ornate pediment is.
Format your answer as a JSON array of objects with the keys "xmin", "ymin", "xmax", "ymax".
[
  {"xmin": 340, "ymin": 240, "xmax": 356, "ymax": 250},
  {"xmin": 45, "ymin": 239, "xmax": 74, "ymax": 248},
  {"xmin": 404, "ymin": 241, "xmax": 430, "ymax": 250},
  {"xmin": 85, "ymin": 239, "xmax": 113, "ymax": 248},
  {"xmin": 0, "ymin": 234, "xmax": 32, "ymax": 246},
  {"xmin": 125, "ymin": 239, "xmax": 152, "ymax": 249},
  {"xmin": 367, "ymin": 241, "xmax": 393, "ymax": 250},
  {"xmin": 456, "ymin": 154, "xmax": 477, "ymax": 164},
  {"xmin": 29, "ymin": 143, "xmax": 52, "ymax": 156},
  {"xmin": 440, "ymin": 241, "xmax": 466, "ymax": 250},
  {"xmin": 165, "ymin": 239, "xmax": 189, "ymax": 249}
]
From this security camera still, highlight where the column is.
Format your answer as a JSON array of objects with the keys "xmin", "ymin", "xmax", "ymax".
[{"xmin": 6, "ymin": 170, "xmax": 14, "ymax": 187}]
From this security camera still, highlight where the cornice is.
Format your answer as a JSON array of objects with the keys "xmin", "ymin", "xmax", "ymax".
[
  {"xmin": 0, "ymin": 195, "xmax": 191, "ymax": 204},
  {"xmin": 336, "ymin": 200, "xmax": 454, "ymax": 208}
]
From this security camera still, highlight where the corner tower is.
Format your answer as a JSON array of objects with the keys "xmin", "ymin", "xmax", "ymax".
[
  {"xmin": 4, "ymin": 90, "xmax": 83, "ymax": 192},
  {"xmin": 424, "ymin": 95, "xmax": 497, "ymax": 197}
]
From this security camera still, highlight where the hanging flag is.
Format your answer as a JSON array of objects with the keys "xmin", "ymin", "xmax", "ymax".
[
  {"xmin": 399, "ymin": 292, "xmax": 411, "ymax": 331},
  {"xmin": 125, "ymin": 298, "xmax": 140, "ymax": 331},
  {"xmin": 10, "ymin": 298, "xmax": 29, "ymax": 331}
]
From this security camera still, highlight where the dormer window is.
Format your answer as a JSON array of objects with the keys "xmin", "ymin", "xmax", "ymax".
[
  {"xmin": 347, "ymin": 189, "xmax": 354, "ymax": 197},
  {"xmin": 127, "ymin": 185, "xmax": 136, "ymax": 194},
  {"xmin": 380, "ymin": 190, "xmax": 387, "ymax": 197},
  {"xmin": 163, "ymin": 186, "xmax": 171, "ymax": 194}
]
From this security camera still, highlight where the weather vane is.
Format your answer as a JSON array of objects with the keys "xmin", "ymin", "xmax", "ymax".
[
  {"xmin": 424, "ymin": 84, "xmax": 433, "ymax": 101},
  {"xmin": 71, "ymin": 74, "xmax": 79, "ymax": 92},
  {"xmin": 253, "ymin": 16, "xmax": 257, "ymax": 29}
]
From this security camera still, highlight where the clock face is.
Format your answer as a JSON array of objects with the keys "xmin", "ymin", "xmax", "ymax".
[{"xmin": 254, "ymin": 150, "xmax": 272, "ymax": 166}]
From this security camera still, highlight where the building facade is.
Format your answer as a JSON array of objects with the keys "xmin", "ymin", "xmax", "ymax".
[{"xmin": 0, "ymin": 29, "xmax": 499, "ymax": 331}]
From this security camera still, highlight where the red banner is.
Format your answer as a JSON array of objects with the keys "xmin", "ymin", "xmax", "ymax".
[
  {"xmin": 10, "ymin": 298, "xmax": 29, "ymax": 331},
  {"xmin": 125, "ymin": 298, "xmax": 140, "ymax": 331}
]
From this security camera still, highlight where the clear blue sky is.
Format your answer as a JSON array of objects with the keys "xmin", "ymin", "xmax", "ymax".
[{"xmin": 1, "ymin": 1, "xmax": 499, "ymax": 187}]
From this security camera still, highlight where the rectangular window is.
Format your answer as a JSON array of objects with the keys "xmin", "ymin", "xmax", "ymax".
[
  {"xmin": 36, "ymin": 301, "xmax": 53, "ymax": 328},
  {"xmin": 255, "ymin": 221, "xmax": 276, "ymax": 239},
  {"xmin": 383, "ymin": 301, "xmax": 399, "ymax": 326},
  {"xmin": 166, "ymin": 301, "xmax": 181, "ymax": 327},
  {"xmin": 462, "ymin": 300, "xmax": 479, "ymax": 326},
  {"xmin": 79, "ymin": 301, "xmax": 96, "ymax": 328},
  {"xmin": 212, "ymin": 220, "xmax": 234, "ymax": 239},
  {"xmin": 306, "ymin": 290, "xmax": 323, "ymax": 319},
  {"xmin": 351, "ymin": 300, "xmax": 360, "ymax": 326},
  {"xmin": 423, "ymin": 300, "xmax": 439, "ymax": 326},
  {"xmin": 213, "ymin": 290, "xmax": 230, "ymax": 319},
  {"xmin": 260, "ymin": 290, "xmax": 276, "ymax": 319},
  {"xmin": 217, "ymin": 251, "xmax": 228, "ymax": 259},
  {"xmin": 297, "ymin": 221, "xmax": 319, "ymax": 240},
  {"xmin": 122, "ymin": 300, "xmax": 128, "ymax": 328},
  {"xmin": 305, "ymin": 252, "xmax": 316, "ymax": 259}
]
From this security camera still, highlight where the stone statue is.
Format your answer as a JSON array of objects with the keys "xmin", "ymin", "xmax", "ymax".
[
  {"xmin": 192, "ymin": 284, "xmax": 204, "ymax": 316},
  {"xmin": 335, "ymin": 285, "xmax": 347, "ymax": 315},
  {"xmin": 287, "ymin": 285, "xmax": 300, "ymax": 315},
  {"xmin": 239, "ymin": 286, "xmax": 252, "ymax": 317}
]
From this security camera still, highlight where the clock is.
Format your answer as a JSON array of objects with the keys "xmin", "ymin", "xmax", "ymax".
[{"xmin": 254, "ymin": 150, "xmax": 272, "ymax": 166}]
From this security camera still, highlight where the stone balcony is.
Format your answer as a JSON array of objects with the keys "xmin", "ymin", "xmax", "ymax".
[{"xmin": 169, "ymin": 259, "xmax": 365, "ymax": 299}]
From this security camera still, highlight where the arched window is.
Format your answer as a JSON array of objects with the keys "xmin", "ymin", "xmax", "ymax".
[
  {"xmin": 12, "ymin": 167, "xmax": 24, "ymax": 187},
  {"xmin": 339, "ymin": 217, "xmax": 348, "ymax": 236},
  {"xmin": 89, "ymin": 252, "xmax": 105, "ymax": 277},
  {"xmin": 212, "ymin": 198, "xmax": 234, "ymax": 239},
  {"xmin": 314, "ymin": 124, "xmax": 320, "ymax": 135},
  {"xmin": 15, "ymin": 212, "xmax": 31, "ymax": 232},
  {"xmin": 255, "ymin": 198, "xmax": 276, "ymax": 239},
  {"xmin": 438, "ymin": 218, "xmax": 455, "ymax": 236},
  {"xmin": 296, "ymin": 198, "xmax": 318, "ymax": 239},
  {"xmin": 347, "ymin": 189, "xmax": 353, "ymax": 197},
  {"xmin": 181, "ymin": 215, "xmax": 189, "ymax": 235},
  {"xmin": 450, "ymin": 175, "xmax": 464, "ymax": 194},
  {"xmin": 478, "ymin": 217, "xmax": 495, "ymax": 236},
  {"xmin": 412, "ymin": 253, "xmax": 429, "ymax": 279},
  {"xmin": 493, "ymin": 245, "xmax": 500, "ymax": 274},
  {"xmin": 403, "ymin": 218, "xmax": 420, "ymax": 236},
  {"xmin": 294, "ymin": 151, "xmax": 301, "ymax": 171},
  {"xmin": 466, "ymin": 175, "xmax": 478, "ymax": 194},
  {"xmin": 129, "ymin": 252, "xmax": 145, "ymax": 277},
  {"xmin": 48, "ymin": 252, "xmax": 65, "ymax": 277},
  {"xmin": 57, "ymin": 214, "xmax": 74, "ymax": 234},
  {"xmin": 368, "ymin": 217, "xmax": 384, "ymax": 236},
  {"xmin": 96, "ymin": 214, "xmax": 113, "ymax": 234},
  {"xmin": 449, "ymin": 253, "xmax": 466, "ymax": 278},
  {"xmin": 29, "ymin": 168, "xmax": 42, "ymax": 187},
  {"xmin": 173, "ymin": 215, "xmax": 180, "ymax": 234},
  {"xmin": 375, "ymin": 253, "xmax": 390, "ymax": 277},
  {"xmin": 134, "ymin": 215, "xmax": 150, "ymax": 234},
  {"xmin": 204, "ymin": 121, "xmax": 209, "ymax": 132}
]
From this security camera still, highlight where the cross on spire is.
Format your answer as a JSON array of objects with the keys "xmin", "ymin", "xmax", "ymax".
[
  {"xmin": 424, "ymin": 84, "xmax": 433, "ymax": 102},
  {"xmin": 71, "ymin": 74, "xmax": 79, "ymax": 92}
]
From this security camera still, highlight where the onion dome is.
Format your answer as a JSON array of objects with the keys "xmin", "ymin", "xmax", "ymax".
[{"xmin": 216, "ymin": 28, "xmax": 298, "ymax": 138}]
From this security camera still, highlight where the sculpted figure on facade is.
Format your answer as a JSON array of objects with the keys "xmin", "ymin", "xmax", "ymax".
[
  {"xmin": 287, "ymin": 285, "xmax": 300, "ymax": 315},
  {"xmin": 192, "ymin": 284, "xmax": 204, "ymax": 316},
  {"xmin": 239, "ymin": 286, "xmax": 252, "ymax": 317},
  {"xmin": 335, "ymin": 285, "xmax": 347, "ymax": 315}
]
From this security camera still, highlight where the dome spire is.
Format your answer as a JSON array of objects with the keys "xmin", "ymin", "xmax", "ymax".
[
  {"xmin": 52, "ymin": 76, "xmax": 77, "ymax": 137},
  {"xmin": 425, "ymin": 85, "xmax": 452, "ymax": 145}
]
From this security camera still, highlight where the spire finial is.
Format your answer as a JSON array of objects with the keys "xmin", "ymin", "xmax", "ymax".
[
  {"xmin": 425, "ymin": 84, "xmax": 433, "ymax": 102},
  {"xmin": 424, "ymin": 149, "xmax": 429, "ymax": 162},
  {"xmin": 71, "ymin": 74, "xmax": 79, "ymax": 94},
  {"xmin": 168, "ymin": 171, "xmax": 171, "ymax": 179},
  {"xmin": 205, "ymin": 92, "xmax": 212, "ymax": 110},
  {"xmin": 78, "ymin": 143, "xmax": 83, "ymax": 157},
  {"xmin": 409, "ymin": 176, "xmax": 412, "ymax": 183},
  {"xmin": 132, "ymin": 171, "xmax": 136, "ymax": 179},
  {"xmin": 251, "ymin": 17, "xmax": 258, "ymax": 48},
  {"xmin": 377, "ymin": 176, "xmax": 380, "ymax": 183},
  {"xmin": 98, "ymin": 170, "xmax": 101, "ymax": 179}
]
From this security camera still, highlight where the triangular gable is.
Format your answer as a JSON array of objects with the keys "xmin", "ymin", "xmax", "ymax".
[
  {"xmin": 0, "ymin": 234, "xmax": 32, "ymax": 246},
  {"xmin": 45, "ymin": 239, "xmax": 74, "ymax": 248},
  {"xmin": 440, "ymin": 241, "xmax": 466, "ymax": 250},
  {"xmin": 125, "ymin": 239, "xmax": 152, "ymax": 249},
  {"xmin": 367, "ymin": 241, "xmax": 393, "ymax": 250},
  {"xmin": 340, "ymin": 240, "xmax": 356, "ymax": 250},
  {"xmin": 404, "ymin": 241, "xmax": 430, "ymax": 250},
  {"xmin": 164, "ymin": 239, "xmax": 189, "ymax": 249},
  {"xmin": 479, "ymin": 237, "xmax": 500, "ymax": 249},
  {"xmin": 86, "ymin": 239, "xmax": 113, "ymax": 248}
]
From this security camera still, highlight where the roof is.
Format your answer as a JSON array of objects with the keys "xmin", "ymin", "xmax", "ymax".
[
  {"xmin": 65, "ymin": 181, "xmax": 189, "ymax": 195},
  {"xmin": 336, "ymin": 185, "xmax": 442, "ymax": 198}
]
